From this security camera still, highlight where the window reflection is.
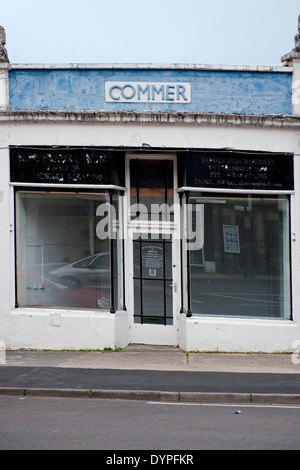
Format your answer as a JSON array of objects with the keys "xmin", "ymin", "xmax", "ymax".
[
  {"xmin": 16, "ymin": 192, "xmax": 116, "ymax": 310},
  {"xmin": 188, "ymin": 195, "xmax": 291, "ymax": 319},
  {"xmin": 130, "ymin": 159, "xmax": 174, "ymax": 221}
]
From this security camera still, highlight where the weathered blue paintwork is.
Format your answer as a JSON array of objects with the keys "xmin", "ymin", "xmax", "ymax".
[{"xmin": 8, "ymin": 68, "xmax": 292, "ymax": 115}]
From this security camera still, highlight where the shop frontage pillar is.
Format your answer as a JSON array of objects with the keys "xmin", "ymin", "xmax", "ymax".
[{"xmin": 281, "ymin": 15, "xmax": 300, "ymax": 116}]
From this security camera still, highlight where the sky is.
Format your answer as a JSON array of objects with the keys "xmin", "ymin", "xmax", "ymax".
[{"xmin": 1, "ymin": 0, "xmax": 299, "ymax": 66}]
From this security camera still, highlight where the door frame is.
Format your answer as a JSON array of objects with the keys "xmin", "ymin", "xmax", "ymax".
[{"xmin": 124, "ymin": 153, "xmax": 180, "ymax": 346}]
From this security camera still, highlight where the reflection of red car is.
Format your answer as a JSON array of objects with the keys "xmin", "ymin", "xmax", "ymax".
[{"xmin": 21, "ymin": 273, "xmax": 110, "ymax": 310}]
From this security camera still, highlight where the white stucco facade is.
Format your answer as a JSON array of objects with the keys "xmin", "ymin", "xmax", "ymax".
[
  {"xmin": 0, "ymin": 112, "xmax": 298, "ymax": 352},
  {"xmin": 1, "ymin": 22, "xmax": 300, "ymax": 352}
]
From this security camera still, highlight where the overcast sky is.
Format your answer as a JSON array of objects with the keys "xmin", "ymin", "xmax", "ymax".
[{"xmin": 1, "ymin": 0, "xmax": 299, "ymax": 65}]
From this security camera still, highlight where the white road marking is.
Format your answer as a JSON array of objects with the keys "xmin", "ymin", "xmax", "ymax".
[{"xmin": 147, "ymin": 402, "xmax": 300, "ymax": 410}]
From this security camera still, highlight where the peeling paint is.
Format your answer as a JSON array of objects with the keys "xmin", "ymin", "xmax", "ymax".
[{"xmin": 8, "ymin": 68, "xmax": 292, "ymax": 115}]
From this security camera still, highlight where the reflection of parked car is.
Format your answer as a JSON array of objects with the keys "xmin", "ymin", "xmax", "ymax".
[
  {"xmin": 25, "ymin": 273, "xmax": 110, "ymax": 310},
  {"xmin": 50, "ymin": 253, "xmax": 110, "ymax": 290}
]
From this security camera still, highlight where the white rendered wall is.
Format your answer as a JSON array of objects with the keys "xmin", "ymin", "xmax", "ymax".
[
  {"xmin": 292, "ymin": 58, "xmax": 300, "ymax": 116},
  {"xmin": 178, "ymin": 315, "xmax": 298, "ymax": 353},
  {"xmin": 8, "ymin": 309, "xmax": 128, "ymax": 350},
  {"xmin": 0, "ymin": 118, "xmax": 300, "ymax": 351},
  {"xmin": 0, "ymin": 67, "xmax": 8, "ymax": 110},
  {"xmin": 2, "ymin": 120, "xmax": 300, "ymax": 154},
  {"xmin": 0, "ymin": 144, "xmax": 14, "ymax": 349}
]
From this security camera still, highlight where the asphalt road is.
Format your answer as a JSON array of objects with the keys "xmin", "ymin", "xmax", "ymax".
[{"xmin": 0, "ymin": 395, "xmax": 299, "ymax": 450}]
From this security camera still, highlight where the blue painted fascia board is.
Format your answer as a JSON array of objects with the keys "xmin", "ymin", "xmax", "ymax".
[{"xmin": 8, "ymin": 67, "xmax": 293, "ymax": 115}]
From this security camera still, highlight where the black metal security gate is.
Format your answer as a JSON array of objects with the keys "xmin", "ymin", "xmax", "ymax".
[{"xmin": 133, "ymin": 235, "xmax": 173, "ymax": 325}]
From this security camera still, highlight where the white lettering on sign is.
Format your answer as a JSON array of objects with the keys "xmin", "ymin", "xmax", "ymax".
[{"xmin": 105, "ymin": 82, "xmax": 191, "ymax": 103}]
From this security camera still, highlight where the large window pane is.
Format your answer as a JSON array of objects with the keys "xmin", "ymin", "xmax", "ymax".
[
  {"xmin": 16, "ymin": 192, "xmax": 113, "ymax": 310},
  {"xmin": 188, "ymin": 194, "xmax": 291, "ymax": 319}
]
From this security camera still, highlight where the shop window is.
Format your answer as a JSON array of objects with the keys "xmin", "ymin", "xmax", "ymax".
[
  {"xmin": 187, "ymin": 194, "xmax": 291, "ymax": 319},
  {"xmin": 15, "ymin": 191, "xmax": 122, "ymax": 311}
]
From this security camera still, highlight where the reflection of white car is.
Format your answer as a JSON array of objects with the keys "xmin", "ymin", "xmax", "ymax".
[
  {"xmin": 25, "ymin": 273, "xmax": 110, "ymax": 309},
  {"xmin": 50, "ymin": 253, "xmax": 110, "ymax": 290}
]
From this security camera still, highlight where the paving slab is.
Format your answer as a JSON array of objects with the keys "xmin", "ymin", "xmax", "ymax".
[
  {"xmin": 0, "ymin": 347, "xmax": 299, "ymax": 404},
  {"xmin": 1, "ymin": 347, "xmax": 299, "ymax": 374}
]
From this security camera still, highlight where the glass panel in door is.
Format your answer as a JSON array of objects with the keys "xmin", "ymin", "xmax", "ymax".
[{"xmin": 130, "ymin": 159, "xmax": 174, "ymax": 221}]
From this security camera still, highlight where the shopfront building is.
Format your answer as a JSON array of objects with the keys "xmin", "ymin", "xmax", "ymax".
[{"xmin": 1, "ymin": 22, "xmax": 300, "ymax": 352}]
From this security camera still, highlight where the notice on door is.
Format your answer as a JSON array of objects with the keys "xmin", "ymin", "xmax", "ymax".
[{"xmin": 142, "ymin": 244, "xmax": 164, "ymax": 278}]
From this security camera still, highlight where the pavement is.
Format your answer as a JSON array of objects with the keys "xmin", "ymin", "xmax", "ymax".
[{"xmin": 0, "ymin": 345, "xmax": 300, "ymax": 404}]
